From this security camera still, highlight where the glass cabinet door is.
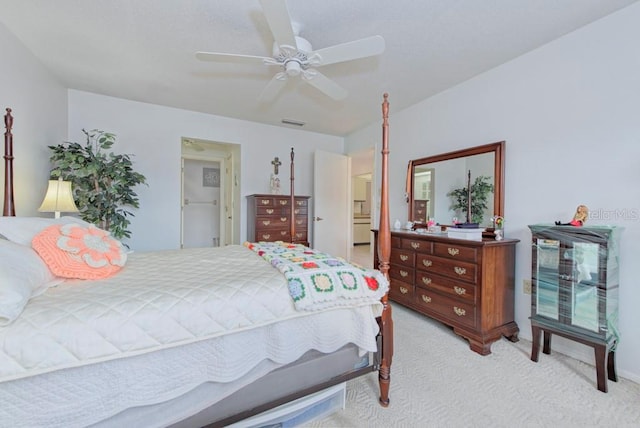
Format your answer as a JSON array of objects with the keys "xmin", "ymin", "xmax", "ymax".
[
  {"xmin": 535, "ymin": 239, "xmax": 560, "ymax": 320},
  {"xmin": 570, "ymin": 242, "xmax": 600, "ymax": 332}
]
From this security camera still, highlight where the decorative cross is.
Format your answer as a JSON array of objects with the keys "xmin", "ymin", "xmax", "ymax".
[{"xmin": 271, "ymin": 157, "xmax": 282, "ymax": 175}]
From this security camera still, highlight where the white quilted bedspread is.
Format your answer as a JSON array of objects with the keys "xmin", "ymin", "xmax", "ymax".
[{"xmin": 0, "ymin": 245, "xmax": 382, "ymax": 382}]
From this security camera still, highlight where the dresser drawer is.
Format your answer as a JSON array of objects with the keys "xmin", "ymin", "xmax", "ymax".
[
  {"xmin": 434, "ymin": 242, "xmax": 478, "ymax": 263},
  {"xmin": 416, "ymin": 254, "xmax": 477, "ymax": 284},
  {"xmin": 293, "ymin": 217, "xmax": 308, "ymax": 230},
  {"xmin": 256, "ymin": 206, "xmax": 281, "ymax": 216},
  {"xmin": 401, "ymin": 238, "xmax": 433, "ymax": 253},
  {"xmin": 292, "ymin": 231, "xmax": 307, "ymax": 242},
  {"xmin": 291, "ymin": 207, "xmax": 308, "ymax": 216},
  {"xmin": 389, "ymin": 279, "xmax": 414, "ymax": 303},
  {"xmin": 255, "ymin": 216, "xmax": 292, "ymax": 229},
  {"xmin": 391, "ymin": 236, "xmax": 402, "ymax": 249},
  {"xmin": 414, "ymin": 288, "xmax": 476, "ymax": 329},
  {"xmin": 415, "ymin": 271, "xmax": 476, "ymax": 303},
  {"xmin": 390, "ymin": 264, "xmax": 414, "ymax": 284},
  {"xmin": 390, "ymin": 249, "xmax": 415, "ymax": 267},
  {"xmin": 254, "ymin": 230, "xmax": 286, "ymax": 241}
]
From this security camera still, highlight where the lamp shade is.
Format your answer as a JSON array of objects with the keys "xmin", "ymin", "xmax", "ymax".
[{"xmin": 38, "ymin": 178, "xmax": 79, "ymax": 218}]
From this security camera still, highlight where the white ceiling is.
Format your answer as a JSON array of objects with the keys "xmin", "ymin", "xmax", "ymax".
[{"xmin": 1, "ymin": 0, "xmax": 637, "ymax": 136}]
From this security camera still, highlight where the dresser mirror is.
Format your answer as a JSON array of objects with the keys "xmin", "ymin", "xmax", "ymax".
[{"xmin": 407, "ymin": 141, "xmax": 504, "ymax": 227}]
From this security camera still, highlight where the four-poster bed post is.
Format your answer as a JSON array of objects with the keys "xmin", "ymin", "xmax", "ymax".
[
  {"xmin": 290, "ymin": 147, "xmax": 295, "ymax": 242},
  {"xmin": 3, "ymin": 108, "xmax": 15, "ymax": 216},
  {"xmin": 377, "ymin": 93, "xmax": 393, "ymax": 406}
]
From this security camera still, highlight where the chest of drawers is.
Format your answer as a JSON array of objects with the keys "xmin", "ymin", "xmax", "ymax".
[
  {"xmin": 374, "ymin": 230, "xmax": 519, "ymax": 355},
  {"xmin": 247, "ymin": 194, "xmax": 310, "ymax": 246}
]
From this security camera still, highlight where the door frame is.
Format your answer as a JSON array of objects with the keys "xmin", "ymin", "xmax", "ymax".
[{"xmin": 180, "ymin": 155, "xmax": 227, "ymax": 248}]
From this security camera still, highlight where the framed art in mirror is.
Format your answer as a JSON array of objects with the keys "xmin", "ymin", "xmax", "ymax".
[{"xmin": 407, "ymin": 141, "xmax": 505, "ymax": 228}]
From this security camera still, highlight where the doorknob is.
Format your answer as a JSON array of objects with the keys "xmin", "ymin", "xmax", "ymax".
[{"xmin": 315, "ymin": 216, "xmax": 324, "ymax": 221}]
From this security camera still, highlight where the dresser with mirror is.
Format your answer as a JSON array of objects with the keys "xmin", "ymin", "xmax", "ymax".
[{"xmin": 374, "ymin": 141, "xmax": 519, "ymax": 355}]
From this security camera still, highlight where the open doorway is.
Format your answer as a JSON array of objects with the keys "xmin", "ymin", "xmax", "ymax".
[
  {"xmin": 349, "ymin": 147, "xmax": 375, "ymax": 268},
  {"xmin": 181, "ymin": 138, "xmax": 241, "ymax": 248}
]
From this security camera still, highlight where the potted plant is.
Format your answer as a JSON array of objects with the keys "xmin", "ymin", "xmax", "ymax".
[
  {"xmin": 447, "ymin": 175, "xmax": 494, "ymax": 225},
  {"xmin": 47, "ymin": 129, "xmax": 147, "ymax": 240}
]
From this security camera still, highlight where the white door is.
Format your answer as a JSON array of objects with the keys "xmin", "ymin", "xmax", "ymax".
[
  {"xmin": 313, "ymin": 150, "xmax": 350, "ymax": 258},
  {"xmin": 181, "ymin": 158, "xmax": 223, "ymax": 248}
]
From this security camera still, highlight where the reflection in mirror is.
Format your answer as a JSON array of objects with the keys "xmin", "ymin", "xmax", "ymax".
[
  {"xmin": 412, "ymin": 167, "xmax": 433, "ymax": 223},
  {"xmin": 408, "ymin": 141, "xmax": 504, "ymax": 228}
]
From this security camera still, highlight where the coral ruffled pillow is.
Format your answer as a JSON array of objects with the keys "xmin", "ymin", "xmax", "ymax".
[{"xmin": 32, "ymin": 223, "xmax": 127, "ymax": 280}]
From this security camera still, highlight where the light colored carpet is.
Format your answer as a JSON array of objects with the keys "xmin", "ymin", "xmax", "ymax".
[{"xmin": 305, "ymin": 304, "xmax": 640, "ymax": 428}]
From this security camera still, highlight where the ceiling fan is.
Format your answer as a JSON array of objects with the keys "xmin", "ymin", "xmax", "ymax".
[{"xmin": 196, "ymin": 0, "xmax": 385, "ymax": 101}]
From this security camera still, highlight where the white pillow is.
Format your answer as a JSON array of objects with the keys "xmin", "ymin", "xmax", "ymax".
[
  {"xmin": 0, "ymin": 216, "xmax": 92, "ymax": 246},
  {"xmin": 0, "ymin": 240, "xmax": 64, "ymax": 325}
]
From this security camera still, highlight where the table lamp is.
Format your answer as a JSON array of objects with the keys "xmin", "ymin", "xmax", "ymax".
[{"xmin": 38, "ymin": 177, "xmax": 79, "ymax": 219}]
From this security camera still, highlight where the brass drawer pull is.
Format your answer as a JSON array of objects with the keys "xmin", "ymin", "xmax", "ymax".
[
  {"xmin": 411, "ymin": 242, "xmax": 420, "ymax": 249},
  {"xmin": 279, "ymin": 200, "xmax": 288, "ymax": 205},
  {"xmin": 294, "ymin": 209, "xmax": 300, "ymax": 214},
  {"xmin": 260, "ymin": 199, "xmax": 270, "ymax": 205},
  {"xmin": 280, "ymin": 231, "xmax": 287, "ymax": 236},
  {"xmin": 296, "ymin": 233, "xmax": 303, "ymax": 238},
  {"xmin": 399, "ymin": 286, "xmax": 408, "ymax": 294},
  {"xmin": 422, "ymin": 277, "xmax": 432, "ymax": 285},
  {"xmin": 262, "ymin": 220, "xmax": 271, "ymax": 226},
  {"xmin": 280, "ymin": 217, "xmax": 287, "ymax": 222},
  {"xmin": 296, "ymin": 220, "xmax": 303, "ymax": 225},
  {"xmin": 448, "ymin": 247, "xmax": 460, "ymax": 256},
  {"xmin": 266, "ymin": 208, "xmax": 274, "ymax": 214},
  {"xmin": 422, "ymin": 259, "xmax": 432, "ymax": 267},
  {"xmin": 454, "ymin": 286, "xmax": 466, "ymax": 295},
  {"xmin": 453, "ymin": 306, "xmax": 466, "ymax": 317},
  {"xmin": 400, "ymin": 254, "xmax": 408, "ymax": 261},
  {"xmin": 296, "ymin": 201, "xmax": 304, "ymax": 206},
  {"xmin": 400, "ymin": 270, "xmax": 408, "ymax": 278},
  {"xmin": 454, "ymin": 266, "xmax": 467, "ymax": 276},
  {"xmin": 261, "ymin": 234, "xmax": 271, "ymax": 240},
  {"xmin": 421, "ymin": 295, "xmax": 432, "ymax": 303}
]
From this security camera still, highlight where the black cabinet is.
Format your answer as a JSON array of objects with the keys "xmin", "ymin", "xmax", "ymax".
[{"xmin": 528, "ymin": 224, "xmax": 622, "ymax": 392}]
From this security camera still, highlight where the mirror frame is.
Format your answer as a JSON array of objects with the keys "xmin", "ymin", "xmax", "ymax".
[{"xmin": 407, "ymin": 141, "xmax": 505, "ymax": 225}]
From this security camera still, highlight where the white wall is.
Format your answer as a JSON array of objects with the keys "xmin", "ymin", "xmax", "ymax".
[
  {"xmin": 68, "ymin": 90, "xmax": 343, "ymax": 251},
  {"xmin": 0, "ymin": 23, "xmax": 68, "ymax": 214},
  {"xmin": 347, "ymin": 3, "xmax": 640, "ymax": 382}
]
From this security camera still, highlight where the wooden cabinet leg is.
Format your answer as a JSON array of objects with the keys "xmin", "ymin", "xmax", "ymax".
[
  {"xmin": 531, "ymin": 325, "xmax": 541, "ymax": 362},
  {"xmin": 594, "ymin": 344, "xmax": 607, "ymax": 393},
  {"xmin": 608, "ymin": 349, "xmax": 618, "ymax": 382},
  {"xmin": 542, "ymin": 330, "xmax": 551, "ymax": 355}
]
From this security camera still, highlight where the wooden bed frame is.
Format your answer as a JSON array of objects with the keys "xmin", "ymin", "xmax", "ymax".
[{"xmin": 2, "ymin": 93, "xmax": 393, "ymax": 423}]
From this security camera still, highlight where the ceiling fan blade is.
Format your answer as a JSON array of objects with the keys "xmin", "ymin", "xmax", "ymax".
[
  {"xmin": 195, "ymin": 51, "xmax": 270, "ymax": 65},
  {"xmin": 259, "ymin": 0, "xmax": 297, "ymax": 48},
  {"xmin": 313, "ymin": 35, "xmax": 385, "ymax": 67},
  {"xmin": 304, "ymin": 71, "xmax": 348, "ymax": 100},
  {"xmin": 259, "ymin": 73, "xmax": 288, "ymax": 103}
]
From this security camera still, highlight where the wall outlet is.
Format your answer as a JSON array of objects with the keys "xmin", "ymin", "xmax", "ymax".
[{"xmin": 523, "ymin": 279, "xmax": 532, "ymax": 295}]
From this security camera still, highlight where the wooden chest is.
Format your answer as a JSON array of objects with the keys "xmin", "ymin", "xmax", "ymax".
[
  {"xmin": 247, "ymin": 194, "xmax": 310, "ymax": 246},
  {"xmin": 376, "ymin": 230, "xmax": 519, "ymax": 355}
]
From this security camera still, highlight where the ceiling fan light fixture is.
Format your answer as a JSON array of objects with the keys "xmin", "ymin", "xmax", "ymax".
[{"xmin": 285, "ymin": 60, "xmax": 301, "ymax": 76}]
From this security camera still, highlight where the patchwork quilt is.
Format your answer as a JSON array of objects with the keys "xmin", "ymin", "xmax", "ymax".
[{"xmin": 246, "ymin": 241, "xmax": 389, "ymax": 311}]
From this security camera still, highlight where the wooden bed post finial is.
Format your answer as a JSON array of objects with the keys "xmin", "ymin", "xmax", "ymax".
[
  {"xmin": 3, "ymin": 107, "xmax": 15, "ymax": 217},
  {"xmin": 377, "ymin": 93, "xmax": 393, "ymax": 407}
]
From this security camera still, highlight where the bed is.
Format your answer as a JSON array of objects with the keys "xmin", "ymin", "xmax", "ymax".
[{"xmin": 0, "ymin": 95, "xmax": 394, "ymax": 427}]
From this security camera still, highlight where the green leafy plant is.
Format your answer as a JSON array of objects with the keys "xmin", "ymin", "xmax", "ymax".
[
  {"xmin": 447, "ymin": 175, "xmax": 494, "ymax": 224},
  {"xmin": 47, "ymin": 129, "xmax": 147, "ymax": 240}
]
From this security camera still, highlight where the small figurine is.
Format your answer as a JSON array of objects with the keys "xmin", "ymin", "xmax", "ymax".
[{"xmin": 555, "ymin": 204, "xmax": 588, "ymax": 227}]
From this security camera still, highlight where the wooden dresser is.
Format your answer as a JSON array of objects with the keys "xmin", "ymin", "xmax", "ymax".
[
  {"xmin": 247, "ymin": 194, "xmax": 310, "ymax": 246},
  {"xmin": 374, "ymin": 230, "xmax": 519, "ymax": 355}
]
